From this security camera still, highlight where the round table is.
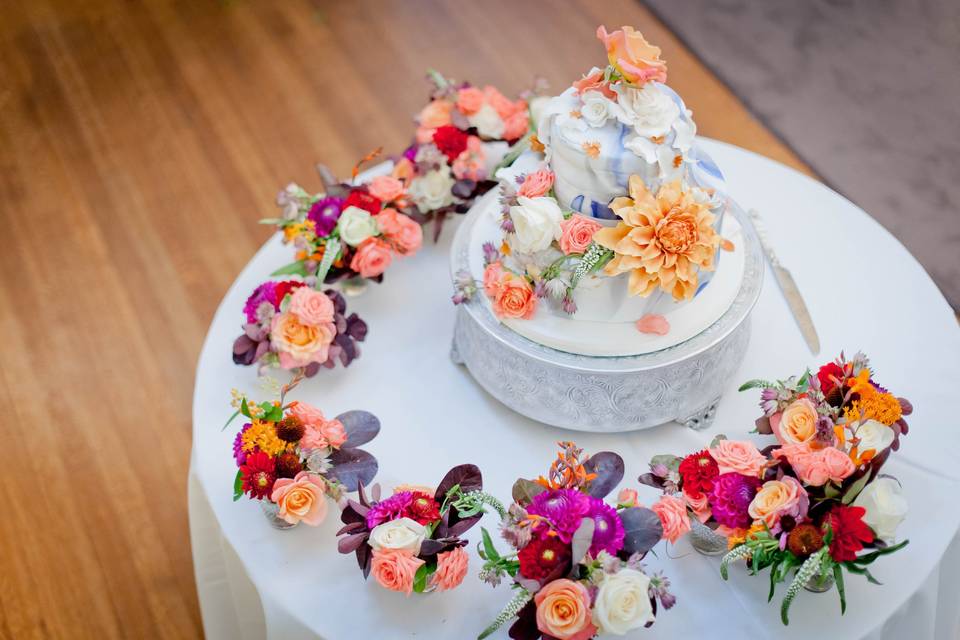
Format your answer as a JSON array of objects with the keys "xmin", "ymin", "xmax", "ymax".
[{"xmin": 189, "ymin": 139, "xmax": 960, "ymax": 640}]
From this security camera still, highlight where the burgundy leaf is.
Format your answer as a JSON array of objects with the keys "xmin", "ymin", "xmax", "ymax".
[
  {"xmin": 584, "ymin": 451, "xmax": 624, "ymax": 499},
  {"xmin": 337, "ymin": 533, "xmax": 369, "ymax": 554},
  {"xmin": 434, "ymin": 464, "xmax": 483, "ymax": 503},
  {"xmin": 508, "ymin": 600, "xmax": 539, "ymax": 640},
  {"xmin": 327, "ymin": 448, "xmax": 378, "ymax": 492},
  {"xmin": 755, "ymin": 415, "xmax": 773, "ymax": 434},
  {"xmin": 619, "ymin": 507, "xmax": 663, "ymax": 556},
  {"xmin": 336, "ymin": 411, "xmax": 381, "ymax": 448}
]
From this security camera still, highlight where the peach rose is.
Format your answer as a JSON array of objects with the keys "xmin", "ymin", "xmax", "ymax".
[
  {"xmin": 430, "ymin": 546, "xmax": 469, "ymax": 592},
  {"xmin": 418, "ymin": 99, "xmax": 453, "ymax": 129},
  {"xmin": 456, "ymin": 86, "xmax": 485, "ymax": 115},
  {"xmin": 483, "ymin": 85, "xmax": 516, "ymax": 119},
  {"xmin": 270, "ymin": 472, "xmax": 328, "ymax": 526},
  {"xmin": 534, "ymin": 579, "xmax": 597, "ymax": 640},
  {"xmin": 370, "ymin": 548, "xmax": 424, "ymax": 596},
  {"xmin": 288, "ymin": 401, "xmax": 325, "ymax": 429},
  {"xmin": 773, "ymin": 444, "xmax": 855, "ymax": 486},
  {"xmin": 368, "ymin": 175, "xmax": 405, "ymax": 203},
  {"xmin": 596, "ymin": 26, "xmax": 668, "ymax": 85},
  {"xmin": 771, "ymin": 398, "xmax": 819, "ymax": 446},
  {"xmin": 376, "ymin": 208, "xmax": 423, "ymax": 256},
  {"xmin": 617, "ymin": 488, "xmax": 639, "ymax": 508},
  {"xmin": 518, "ymin": 169, "xmax": 556, "ymax": 199},
  {"xmin": 558, "ymin": 214, "xmax": 602, "ymax": 255},
  {"xmin": 301, "ymin": 417, "xmax": 347, "ymax": 450},
  {"xmin": 502, "ymin": 107, "xmax": 529, "ymax": 141},
  {"xmin": 571, "ymin": 68, "xmax": 617, "ymax": 100},
  {"xmin": 652, "ymin": 494, "xmax": 691, "ymax": 544},
  {"xmin": 683, "ymin": 489, "xmax": 711, "ymax": 523},
  {"xmin": 271, "ymin": 312, "xmax": 334, "ymax": 368},
  {"xmin": 452, "ymin": 136, "xmax": 487, "ymax": 181},
  {"xmin": 350, "ymin": 237, "xmax": 393, "ymax": 278},
  {"xmin": 492, "ymin": 274, "xmax": 538, "ymax": 320},
  {"xmin": 748, "ymin": 476, "xmax": 809, "ymax": 532},
  {"xmin": 288, "ymin": 286, "xmax": 334, "ymax": 326},
  {"xmin": 483, "ymin": 261, "xmax": 505, "ymax": 297},
  {"xmin": 391, "ymin": 157, "xmax": 414, "ymax": 184},
  {"xmin": 709, "ymin": 440, "xmax": 767, "ymax": 477}
]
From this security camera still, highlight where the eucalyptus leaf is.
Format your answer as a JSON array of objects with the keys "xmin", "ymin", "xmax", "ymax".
[
  {"xmin": 336, "ymin": 410, "xmax": 381, "ymax": 448},
  {"xmin": 619, "ymin": 507, "xmax": 663, "ymax": 556},
  {"xmin": 649, "ymin": 454, "xmax": 681, "ymax": 473},
  {"xmin": 512, "ymin": 479, "xmax": 546, "ymax": 505},
  {"xmin": 270, "ymin": 261, "xmax": 308, "ymax": 277},
  {"xmin": 326, "ymin": 448, "xmax": 378, "ymax": 492},
  {"xmin": 583, "ymin": 451, "xmax": 624, "ymax": 499}
]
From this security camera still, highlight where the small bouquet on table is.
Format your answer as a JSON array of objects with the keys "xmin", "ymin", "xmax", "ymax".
[
  {"xmin": 336, "ymin": 464, "xmax": 505, "ymax": 596},
  {"xmin": 228, "ymin": 376, "xmax": 381, "ymax": 529},
  {"xmin": 478, "ymin": 442, "xmax": 674, "ymax": 640}
]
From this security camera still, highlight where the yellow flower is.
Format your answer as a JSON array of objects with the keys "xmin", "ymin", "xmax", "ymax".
[
  {"xmin": 593, "ymin": 175, "xmax": 719, "ymax": 300},
  {"xmin": 241, "ymin": 419, "xmax": 287, "ymax": 457}
]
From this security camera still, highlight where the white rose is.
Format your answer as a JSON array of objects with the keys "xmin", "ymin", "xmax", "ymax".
[
  {"xmin": 856, "ymin": 419, "xmax": 895, "ymax": 455},
  {"xmin": 468, "ymin": 103, "xmax": 505, "ymax": 139},
  {"xmin": 614, "ymin": 83, "xmax": 680, "ymax": 138},
  {"xmin": 368, "ymin": 517, "xmax": 427, "ymax": 555},
  {"xmin": 593, "ymin": 569, "xmax": 655, "ymax": 635},
  {"xmin": 853, "ymin": 477, "xmax": 907, "ymax": 543},
  {"xmin": 336, "ymin": 206, "xmax": 379, "ymax": 247},
  {"xmin": 528, "ymin": 95, "xmax": 552, "ymax": 128},
  {"xmin": 509, "ymin": 196, "xmax": 563, "ymax": 254},
  {"xmin": 580, "ymin": 91, "xmax": 622, "ymax": 128},
  {"xmin": 409, "ymin": 168, "xmax": 455, "ymax": 211}
]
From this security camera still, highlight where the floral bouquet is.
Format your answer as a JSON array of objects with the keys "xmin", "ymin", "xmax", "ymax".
[
  {"xmin": 232, "ymin": 281, "xmax": 367, "ymax": 377},
  {"xmin": 266, "ymin": 155, "xmax": 423, "ymax": 288},
  {"xmin": 336, "ymin": 464, "xmax": 505, "ymax": 596},
  {"xmin": 399, "ymin": 71, "xmax": 542, "ymax": 241},
  {"xmin": 716, "ymin": 352, "xmax": 911, "ymax": 624},
  {"xmin": 477, "ymin": 442, "xmax": 673, "ymax": 640},
  {"xmin": 228, "ymin": 377, "xmax": 381, "ymax": 529}
]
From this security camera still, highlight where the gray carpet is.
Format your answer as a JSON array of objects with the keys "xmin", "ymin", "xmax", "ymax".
[{"xmin": 644, "ymin": 0, "xmax": 960, "ymax": 309}]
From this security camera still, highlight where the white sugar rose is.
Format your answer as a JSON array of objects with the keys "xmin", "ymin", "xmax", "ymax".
[
  {"xmin": 615, "ymin": 83, "xmax": 680, "ymax": 138},
  {"xmin": 468, "ymin": 103, "xmax": 505, "ymax": 139},
  {"xmin": 368, "ymin": 517, "xmax": 427, "ymax": 555},
  {"xmin": 593, "ymin": 569, "xmax": 655, "ymax": 635},
  {"xmin": 580, "ymin": 91, "xmax": 622, "ymax": 128},
  {"xmin": 856, "ymin": 419, "xmax": 895, "ymax": 455},
  {"xmin": 409, "ymin": 168, "xmax": 455, "ymax": 212},
  {"xmin": 337, "ymin": 206, "xmax": 379, "ymax": 247},
  {"xmin": 509, "ymin": 196, "xmax": 563, "ymax": 254},
  {"xmin": 853, "ymin": 477, "xmax": 907, "ymax": 543}
]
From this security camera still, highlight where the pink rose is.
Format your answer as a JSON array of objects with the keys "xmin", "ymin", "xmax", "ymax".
[
  {"xmin": 517, "ymin": 169, "xmax": 556, "ymax": 199},
  {"xmin": 483, "ymin": 85, "xmax": 516, "ymax": 119},
  {"xmin": 456, "ymin": 86, "xmax": 485, "ymax": 115},
  {"xmin": 558, "ymin": 214, "xmax": 601, "ymax": 255},
  {"xmin": 271, "ymin": 312, "xmax": 335, "ymax": 368},
  {"xmin": 429, "ymin": 546, "xmax": 469, "ymax": 592},
  {"xmin": 350, "ymin": 237, "xmax": 393, "ymax": 278},
  {"xmin": 571, "ymin": 68, "xmax": 616, "ymax": 100},
  {"xmin": 709, "ymin": 440, "xmax": 767, "ymax": 477},
  {"xmin": 652, "ymin": 494, "xmax": 691, "ymax": 544},
  {"xmin": 501, "ymin": 108, "xmax": 529, "ymax": 141},
  {"xmin": 301, "ymin": 417, "xmax": 347, "ymax": 450},
  {"xmin": 492, "ymin": 274, "xmax": 538, "ymax": 320},
  {"xmin": 289, "ymin": 401, "xmax": 326, "ymax": 430},
  {"xmin": 748, "ymin": 476, "xmax": 809, "ymax": 533},
  {"xmin": 370, "ymin": 548, "xmax": 424, "ymax": 596},
  {"xmin": 415, "ymin": 126, "xmax": 435, "ymax": 145},
  {"xmin": 774, "ymin": 444, "xmax": 855, "ymax": 487},
  {"xmin": 617, "ymin": 488, "xmax": 639, "ymax": 508},
  {"xmin": 270, "ymin": 472, "xmax": 328, "ymax": 526},
  {"xmin": 683, "ymin": 489, "xmax": 711, "ymax": 523},
  {"xmin": 376, "ymin": 208, "xmax": 423, "ymax": 256},
  {"xmin": 288, "ymin": 287, "xmax": 334, "ymax": 326},
  {"xmin": 483, "ymin": 261, "xmax": 505, "ymax": 297},
  {"xmin": 534, "ymin": 579, "xmax": 596, "ymax": 640},
  {"xmin": 368, "ymin": 175, "xmax": 405, "ymax": 203},
  {"xmin": 452, "ymin": 136, "xmax": 487, "ymax": 181},
  {"xmin": 418, "ymin": 99, "xmax": 453, "ymax": 129}
]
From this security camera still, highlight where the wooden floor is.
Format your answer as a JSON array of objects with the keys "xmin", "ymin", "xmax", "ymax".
[{"xmin": 0, "ymin": 1, "xmax": 809, "ymax": 637}]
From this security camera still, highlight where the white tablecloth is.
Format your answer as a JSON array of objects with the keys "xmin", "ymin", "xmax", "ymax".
[{"xmin": 189, "ymin": 139, "xmax": 960, "ymax": 639}]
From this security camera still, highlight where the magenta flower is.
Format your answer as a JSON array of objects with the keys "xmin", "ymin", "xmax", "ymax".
[
  {"xmin": 708, "ymin": 472, "xmax": 761, "ymax": 529},
  {"xmin": 365, "ymin": 491, "xmax": 414, "ymax": 529},
  {"xmin": 233, "ymin": 423, "xmax": 253, "ymax": 466},
  {"xmin": 307, "ymin": 196, "xmax": 344, "ymax": 238},
  {"xmin": 243, "ymin": 282, "xmax": 278, "ymax": 324},
  {"xmin": 527, "ymin": 489, "xmax": 591, "ymax": 543},
  {"xmin": 586, "ymin": 497, "xmax": 625, "ymax": 556}
]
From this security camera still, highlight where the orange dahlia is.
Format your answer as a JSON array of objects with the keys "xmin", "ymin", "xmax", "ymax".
[{"xmin": 593, "ymin": 176, "xmax": 719, "ymax": 301}]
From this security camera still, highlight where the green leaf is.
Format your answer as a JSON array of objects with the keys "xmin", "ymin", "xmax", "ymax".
[
  {"xmin": 823, "ymin": 483, "xmax": 841, "ymax": 499},
  {"xmin": 233, "ymin": 469, "xmax": 244, "ymax": 501},
  {"xmin": 260, "ymin": 402, "xmax": 283, "ymax": 423},
  {"xmin": 649, "ymin": 454, "xmax": 681, "ymax": 472},
  {"xmin": 738, "ymin": 379, "xmax": 777, "ymax": 392},
  {"xmin": 841, "ymin": 470, "xmax": 873, "ymax": 505},
  {"xmin": 258, "ymin": 217, "xmax": 285, "ymax": 225},
  {"xmin": 709, "ymin": 434, "xmax": 728, "ymax": 448},
  {"xmin": 412, "ymin": 562, "xmax": 437, "ymax": 593},
  {"xmin": 270, "ymin": 261, "xmax": 308, "ymax": 277},
  {"xmin": 240, "ymin": 398, "xmax": 251, "ymax": 419},
  {"xmin": 222, "ymin": 408, "xmax": 241, "ymax": 432},
  {"xmin": 314, "ymin": 236, "xmax": 341, "ymax": 285},
  {"xmin": 851, "ymin": 539, "xmax": 909, "ymax": 565},
  {"xmin": 834, "ymin": 563, "xmax": 846, "ymax": 615},
  {"xmin": 480, "ymin": 528, "xmax": 500, "ymax": 562}
]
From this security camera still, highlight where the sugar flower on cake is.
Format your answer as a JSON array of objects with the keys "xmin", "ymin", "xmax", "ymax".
[
  {"xmin": 337, "ymin": 464, "xmax": 504, "ymax": 596},
  {"xmin": 232, "ymin": 281, "xmax": 367, "ymax": 378},
  {"xmin": 227, "ymin": 378, "xmax": 380, "ymax": 528},
  {"xmin": 477, "ymin": 442, "xmax": 674, "ymax": 639}
]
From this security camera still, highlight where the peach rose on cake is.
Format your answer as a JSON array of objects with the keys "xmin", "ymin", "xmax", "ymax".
[
  {"xmin": 271, "ymin": 312, "xmax": 335, "ymax": 368},
  {"xmin": 596, "ymin": 25, "xmax": 668, "ymax": 85},
  {"xmin": 370, "ymin": 548, "xmax": 424, "ymax": 596},
  {"xmin": 572, "ymin": 67, "xmax": 616, "ymax": 100},
  {"xmin": 651, "ymin": 494, "xmax": 691, "ymax": 544},
  {"xmin": 270, "ymin": 472, "xmax": 328, "ymax": 525},
  {"xmin": 534, "ymin": 579, "xmax": 597, "ymax": 640},
  {"xmin": 517, "ymin": 168, "xmax": 556, "ymax": 199},
  {"xmin": 748, "ymin": 476, "xmax": 809, "ymax": 533},
  {"xmin": 709, "ymin": 439, "xmax": 767, "ymax": 477},
  {"xmin": 456, "ymin": 86, "xmax": 485, "ymax": 115},
  {"xmin": 350, "ymin": 237, "xmax": 393, "ymax": 278},
  {"xmin": 376, "ymin": 208, "xmax": 422, "ymax": 256},
  {"xmin": 367, "ymin": 175, "xmax": 405, "ymax": 203},
  {"xmin": 492, "ymin": 274, "xmax": 538, "ymax": 320},
  {"xmin": 430, "ymin": 546, "xmax": 469, "ymax": 592},
  {"xmin": 482, "ymin": 261, "xmax": 505, "ymax": 297},
  {"xmin": 773, "ymin": 443, "xmax": 855, "ymax": 486},
  {"xmin": 287, "ymin": 286, "xmax": 334, "ymax": 326},
  {"xmin": 771, "ymin": 398, "xmax": 819, "ymax": 446},
  {"xmin": 559, "ymin": 214, "xmax": 602, "ymax": 255}
]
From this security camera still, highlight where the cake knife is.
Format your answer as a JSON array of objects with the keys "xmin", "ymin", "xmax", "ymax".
[{"xmin": 747, "ymin": 208, "xmax": 820, "ymax": 355}]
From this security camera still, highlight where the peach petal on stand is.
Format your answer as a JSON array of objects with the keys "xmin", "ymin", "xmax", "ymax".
[{"xmin": 636, "ymin": 314, "xmax": 669, "ymax": 335}]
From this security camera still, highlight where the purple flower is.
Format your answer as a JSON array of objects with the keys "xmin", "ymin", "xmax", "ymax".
[
  {"xmin": 561, "ymin": 295, "xmax": 578, "ymax": 315},
  {"xmin": 586, "ymin": 497, "xmax": 625, "ymax": 556},
  {"xmin": 365, "ymin": 492, "xmax": 414, "ymax": 529},
  {"xmin": 708, "ymin": 472, "xmax": 761, "ymax": 529},
  {"xmin": 307, "ymin": 196, "xmax": 344, "ymax": 237},
  {"xmin": 233, "ymin": 423, "xmax": 253, "ymax": 466},
  {"xmin": 527, "ymin": 489, "xmax": 591, "ymax": 543},
  {"xmin": 815, "ymin": 415, "xmax": 836, "ymax": 446},
  {"xmin": 481, "ymin": 242, "xmax": 500, "ymax": 266},
  {"xmin": 243, "ymin": 281, "xmax": 278, "ymax": 324},
  {"xmin": 402, "ymin": 144, "xmax": 419, "ymax": 162}
]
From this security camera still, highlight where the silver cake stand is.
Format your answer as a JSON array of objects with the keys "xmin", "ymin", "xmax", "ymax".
[{"xmin": 449, "ymin": 200, "xmax": 763, "ymax": 433}]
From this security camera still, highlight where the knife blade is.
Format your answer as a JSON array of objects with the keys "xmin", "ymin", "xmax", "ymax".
[{"xmin": 746, "ymin": 208, "xmax": 820, "ymax": 355}]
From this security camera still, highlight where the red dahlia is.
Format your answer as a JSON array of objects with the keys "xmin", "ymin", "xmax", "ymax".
[
  {"xmin": 343, "ymin": 189, "xmax": 382, "ymax": 215},
  {"xmin": 404, "ymin": 492, "xmax": 441, "ymax": 525},
  {"xmin": 518, "ymin": 535, "xmax": 571, "ymax": 582},
  {"xmin": 678, "ymin": 449, "xmax": 719, "ymax": 498},
  {"xmin": 272, "ymin": 280, "xmax": 305, "ymax": 307},
  {"xmin": 817, "ymin": 362, "xmax": 845, "ymax": 395},
  {"xmin": 826, "ymin": 505, "xmax": 874, "ymax": 562},
  {"xmin": 241, "ymin": 451, "xmax": 277, "ymax": 499},
  {"xmin": 432, "ymin": 125, "xmax": 470, "ymax": 162}
]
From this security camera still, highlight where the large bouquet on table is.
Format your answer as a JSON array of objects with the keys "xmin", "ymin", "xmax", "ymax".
[
  {"xmin": 336, "ymin": 464, "xmax": 505, "ymax": 596},
  {"xmin": 232, "ymin": 281, "xmax": 367, "ymax": 377},
  {"xmin": 718, "ymin": 352, "xmax": 912, "ymax": 624},
  {"xmin": 400, "ymin": 71, "xmax": 540, "ymax": 241},
  {"xmin": 478, "ymin": 442, "xmax": 674, "ymax": 640}
]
